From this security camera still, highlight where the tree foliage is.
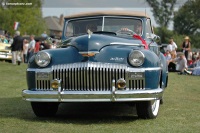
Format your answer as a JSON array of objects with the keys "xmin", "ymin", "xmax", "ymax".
[
  {"xmin": 146, "ymin": 0, "xmax": 177, "ymax": 43},
  {"xmin": 174, "ymin": 0, "xmax": 200, "ymax": 48},
  {"xmin": 146, "ymin": 0, "xmax": 177, "ymax": 27},
  {"xmin": 0, "ymin": 0, "xmax": 47, "ymax": 36},
  {"xmin": 174, "ymin": 0, "xmax": 200, "ymax": 35}
]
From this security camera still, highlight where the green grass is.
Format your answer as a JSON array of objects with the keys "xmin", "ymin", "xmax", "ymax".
[{"xmin": 0, "ymin": 61, "xmax": 199, "ymax": 133}]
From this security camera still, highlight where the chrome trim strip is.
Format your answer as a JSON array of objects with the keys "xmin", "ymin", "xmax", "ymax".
[
  {"xmin": 142, "ymin": 67, "xmax": 161, "ymax": 71},
  {"xmin": 27, "ymin": 65, "xmax": 161, "ymax": 72},
  {"xmin": 27, "ymin": 68, "xmax": 52, "ymax": 72},
  {"xmin": 79, "ymin": 51, "xmax": 99, "ymax": 54},
  {"xmin": 110, "ymin": 42, "xmax": 142, "ymax": 46}
]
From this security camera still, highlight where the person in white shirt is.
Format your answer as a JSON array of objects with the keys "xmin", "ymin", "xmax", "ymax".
[
  {"xmin": 166, "ymin": 42, "xmax": 172, "ymax": 52},
  {"xmin": 23, "ymin": 39, "xmax": 29, "ymax": 63},
  {"xmin": 165, "ymin": 50, "xmax": 172, "ymax": 65},
  {"xmin": 170, "ymin": 38, "xmax": 177, "ymax": 58},
  {"xmin": 27, "ymin": 35, "xmax": 35, "ymax": 62}
]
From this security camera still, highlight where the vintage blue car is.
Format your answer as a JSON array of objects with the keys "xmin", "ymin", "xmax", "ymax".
[{"xmin": 22, "ymin": 11, "xmax": 168, "ymax": 119}]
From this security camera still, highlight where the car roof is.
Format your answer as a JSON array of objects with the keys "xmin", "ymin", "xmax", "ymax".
[{"xmin": 65, "ymin": 10, "xmax": 150, "ymax": 19}]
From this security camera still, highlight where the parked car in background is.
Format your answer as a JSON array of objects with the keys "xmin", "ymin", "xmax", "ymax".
[
  {"xmin": 0, "ymin": 42, "xmax": 12, "ymax": 61},
  {"xmin": 22, "ymin": 11, "xmax": 168, "ymax": 119}
]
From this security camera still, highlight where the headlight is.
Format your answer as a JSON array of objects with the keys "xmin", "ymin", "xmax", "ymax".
[
  {"xmin": 35, "ymin": 52, "xmax": 51, "ymax": 67},
  {"xmin": 129, "ymin": 50, "xmax": 145, "ymax": 67}
]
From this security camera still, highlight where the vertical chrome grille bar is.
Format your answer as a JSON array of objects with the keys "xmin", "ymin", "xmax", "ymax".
[
  {"xmin": 96, "ymin": 67, "xmax": 99, "ymax": 91},
  {"xmin": 80, "ymin": 67, "xmax": 83, "ymax": 91},
  {"xmin": 77, "ymin": 67, "xmax": 80, "ymax": 91},
  {"xmin": 87, "ymin": 67, "xmax": 90, "ymax": 91},
  {"xmin": 105, "ymin": 67, "xmax": 108, "ymax": 91},
  {"xmin": 74, "ymin": 67, "xmax": 77, "ymax": 91},
  {"xmin": 90, "ymin": 67, "xmax": 93, "ymax": 91},
  {"xmin": 69, "ymin": 67, "xmax": 72, "ymax": 90},
  {"xmin": 94, "ymin": 67, "xmax": 99, "ymax": 91},
  {"xmin": 72, "ymin": 68, "xmax": 75, "ymax": 91},
  {"xmin": 83, "ymin": 67, "xmax": 86, "ymax": 91},
  {"xmin": 109, "ymin": 67, "xmax": 112, "ymax": 90},
  {"xmin": 93, "ymin": 67, "xmax": 95, "ymax": 90},
  {"xmin": 99, "ymin": 67, "xmax": 102, "ymax": 91},
  {"xmin": 104, "ymin": 66, "xmax": 106, "ymax": 91},
  {"xmin": 44, "ymin": 80, "xmax": 46, "ymax": 90},
  {"xmin": 64, "ymin": 69, "xmax": 66, "ymax": 90},
  {"xmin": 102, "ymin": 67, "xmax": 104, "ymax": 91}
]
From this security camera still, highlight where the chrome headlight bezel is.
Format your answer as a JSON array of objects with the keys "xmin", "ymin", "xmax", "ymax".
[
  {"xmin": 129, "ymin": 50, "xmax": 145, "ymax": 67},
  {"xmin": 35, "ymin": 52, "xmax": 51, "ymax": 67}
]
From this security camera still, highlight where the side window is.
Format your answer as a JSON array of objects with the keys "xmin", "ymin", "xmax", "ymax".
[
  {"xmin": 66, "ymin": 22, "xmax": 74, "ymax": 37},
  {"xmin": 146, "ymin": 19, "xmax": 153, "ymax": 38}
]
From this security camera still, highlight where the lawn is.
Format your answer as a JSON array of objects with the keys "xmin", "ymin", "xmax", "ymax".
[{"xmin": 0, "ymin": 61, "xmax": 199, "ymax": 133}]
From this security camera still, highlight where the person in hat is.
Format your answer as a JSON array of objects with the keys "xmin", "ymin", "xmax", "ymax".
[{"xmin": 181, "ymin": 36, "xmax": 191, "ymax": 61}]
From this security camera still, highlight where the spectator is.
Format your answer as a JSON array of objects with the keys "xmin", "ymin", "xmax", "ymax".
[
  {"xmin": 170, "ymin": 53, "xmax": 188, "ymax": 74},
  {"xmin": 166, "ymin": 41, "xmax": 173, "ymax": 53},
  {"xmin": 51, "ymin": 40, "xmax": 57, "ymax": 49},
  {"xmin": 165, "ymin": 50, "xmax": 176, "ymax": 72},
  {"xmin": 184, "ymin": 54, "xmax": 200, "ymax": 75},
  {"xmin": 8, "ymin": 36, "xmax": 13, "ymax": 44},
  {"xmin": 41, "ymin": 31, "xmax": 48, "ymax": 38},
  {"xmin": 134, "ymin": 21, "xmax": 142, "ymax": 35},
  {"xmin": 10, "ymin": 31, "xmax": 23, "ymax": 65},
  {"xmin": 165, "ymin": 50, "xmax": 171, "ymax": 65},
  {"xmin": 1, "ymin": 35, "xmax": 9, "ymax": 44},
  {"xmin": 187, "ymin": 50, "xmax": 193, "ymax": 65},
  {"xmin": 192, "ymin": 52, "xmax": 198, "ymax": 61},
  {"xmin": 40, "ymin": 40, "xmax": 51, "ymax": 50},
  {"xmin": 27, "ymin": 35, "xmax": 36, "ymax": 62},
  {"xmin": 182, "ymin": 36, "xmax": 191, "ymax": 61},
  {"xmin": 23, "ymin": 39, "xmax": 29, "ymax": 63},
  {"xmin": 170, "ymin": 38, "xmax": 177, "ymax": 58}
]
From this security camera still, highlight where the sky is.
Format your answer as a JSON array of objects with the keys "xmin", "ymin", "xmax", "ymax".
[{"xmin": 41, "ymin": 0, "xmax": 187, "ymax": 30}]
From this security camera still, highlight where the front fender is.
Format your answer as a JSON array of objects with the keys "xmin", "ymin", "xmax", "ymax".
[
  {"xmin": 28, "ymin": 47, "xmax": 83, "ymax": 68},
  {"xmin": 159, "ymin": 52, "xmax": 168, "ymax": 88}
]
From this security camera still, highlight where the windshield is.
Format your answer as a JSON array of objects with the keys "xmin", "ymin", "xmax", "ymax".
[{"xmin": 65, "ymin": 17, "xmax": 142, "ymax": 37}]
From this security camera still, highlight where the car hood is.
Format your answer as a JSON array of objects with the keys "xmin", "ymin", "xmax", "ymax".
[{"xmin": 62, "ymin": 34, "xmax": 144, "ymax": 52}]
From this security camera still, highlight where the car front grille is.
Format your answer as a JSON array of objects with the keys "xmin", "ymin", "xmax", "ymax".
[{"xmin": 35, "ymin": 62, "xmax": 145, "ymax": 91}]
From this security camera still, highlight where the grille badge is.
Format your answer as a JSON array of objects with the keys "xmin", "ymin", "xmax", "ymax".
[{"xmin": 79, "ymin": 51, "xmax": 99, "ymax": 57}]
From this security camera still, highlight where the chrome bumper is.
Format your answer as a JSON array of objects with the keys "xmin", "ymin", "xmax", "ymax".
[{"xmin": 22, "ymin": 88, "xmax": 164, "ymax": 102}]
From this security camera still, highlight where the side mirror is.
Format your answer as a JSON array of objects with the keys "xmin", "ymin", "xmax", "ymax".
[{"xmin": 152, "ymin": 34, "xmax": 161, "ymax": 44}]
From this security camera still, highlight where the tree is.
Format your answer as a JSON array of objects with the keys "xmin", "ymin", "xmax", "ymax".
[
  {"xmin": 146, "ymin": 0, "xmax": 177, "ymax": 27},
  {"xmin": 174, "ymin": 0, "xmax": 200, "ymax": 35},
  {"xmin": 146, "ymin": 0, "xmax": 177, "ymax": 43},
  {"xmin": 174, "ymin": 0, "xmax": 200, "ymax": 48},
  {"xmin": 0, "ymin": 0, "xmax": 47, "ymax": 36}
]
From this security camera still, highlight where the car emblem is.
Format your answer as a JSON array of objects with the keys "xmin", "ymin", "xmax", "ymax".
[{"xmin": 79, "ymin": 51, "xmax": 99, "ymax": 57}]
